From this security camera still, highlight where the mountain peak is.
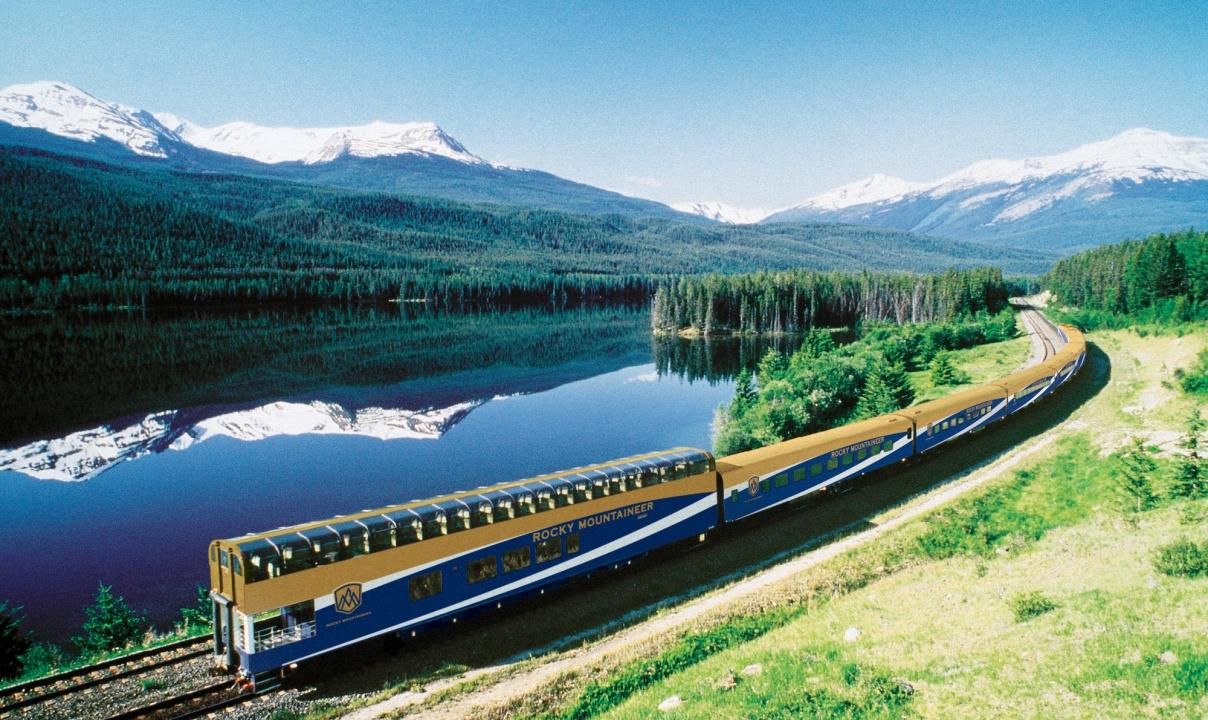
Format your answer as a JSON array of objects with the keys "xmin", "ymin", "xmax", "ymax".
[
  {"xmin": 161, "ymin": 115, "xmax": 482, "ymax": 165},
  {"xmin": 670, "ymin": 200, "xmax": 768, "ymax": 224},
  {"xmin": 791, "ymin": 173, "xmax": 926, "ymax": 212},
  {"xmin": 0, "ymin": 80, "xmax": 176, "ymax": 157},
  {"xmin": 0, "ymin": 79, "xmax": 484, "ymax": 167}
]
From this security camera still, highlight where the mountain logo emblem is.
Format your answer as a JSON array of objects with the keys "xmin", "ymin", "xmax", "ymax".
[
  {"xmin": 333, "ymin": 583, "xmax": 363, "ymax": 614},
  {"xmin": 747, "ymin": 476, "xmax": 760, "ymax": 497}
]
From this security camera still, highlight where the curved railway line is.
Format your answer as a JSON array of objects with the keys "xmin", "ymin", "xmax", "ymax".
[{"xmin": 12, "ymin": 304, "xmax": 1085, "ymax": 719}]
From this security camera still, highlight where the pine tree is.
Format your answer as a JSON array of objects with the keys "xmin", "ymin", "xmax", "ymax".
[
  {"xmin": 178, "ymin": 586, "xmax": 212, "ymax": 635},
  {"xmin": 929, "ymin": 351, "xmax": 969, "ymax": 386},
  {"xmin": 856, "ymin": 367, "xmax": 898, "ymax": 419},
  {"xmin": 882, "ymin": 359, "xmax": 915, "ymax": 409},
  {"xmin": 730, "ymin": 367, "xmax": 757, "ymax": 419},
  {"xmin": 1117, "ymin": 438, "xmax": 1158, "ymax": 514},
  {"xmin": 757, "ymin": 349, "xmax": 788, "ymax": 385},
  {"xmin": 0, "ymin": 601, "xmax": 31, "ymax": 681},
  {"xmin": 1170, "ymin": 408, "xmax": 1205, "ymax": 499},
  {"xmin": 73, "ymin": 584, "xmax": 146, "ymax": 657}
]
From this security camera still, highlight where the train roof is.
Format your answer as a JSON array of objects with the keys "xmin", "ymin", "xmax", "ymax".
[
  {"xmin": 218, "ymin": 446, "xmax": 712, "ymax": 551},
  {"xmin": 716, "ymin": 413, "xmax": 910, "ymax": 476},
  {"xmin": 990, "ymin": 358, "xmax": 1060, "ymax": 394},
  {"xmin": 893, "ymin": 383, "xmax": 1005, "ymax": 427}
]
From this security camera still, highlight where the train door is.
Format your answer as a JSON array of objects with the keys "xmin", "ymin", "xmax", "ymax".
[{"xmin": 212, "ymin": 592, "xmax": 236, "ymax": 669}]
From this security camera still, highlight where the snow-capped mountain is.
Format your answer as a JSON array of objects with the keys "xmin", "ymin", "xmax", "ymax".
[
  {"xmin": 763, "ymin": 129, "xmax": 1208, "ymax": 249},
  {"xmin": 0, "ymin": 81, "xmax": 181, "ymax": 158},
  {"xmin": 0, "ymin": 80, "xmax": 692, "ymax": 220},
  {"xmin": 671, "ymin": 201, "xmax": 768, "ymax": 224},
  {"xmin": 154, "ymin": 115, "xmax": 485, "ymax": 166},
  {"xmin": 0, "ymin": 399, "xmax": 482, "ymax": 482},
  {"xmin": 786, "ymin": 174, "xmax": 929, "ymax": 212}
]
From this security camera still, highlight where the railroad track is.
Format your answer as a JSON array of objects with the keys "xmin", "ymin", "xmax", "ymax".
[
  {"xmin": 1015, "ymin": 300, "xmax": 1065, "ymax": 362},
  {"xmin": 0, "ymin": 636, "xmax": 210, "ymax": 716},
  {"xmin": 102, "ymin": 680, "xmax": 267, "ymax": 720}
]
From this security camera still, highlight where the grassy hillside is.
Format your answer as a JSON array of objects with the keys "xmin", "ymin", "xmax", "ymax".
[
  {"xmin": 0, "ymin": 146, "xmax": 1053, "ymax": 310},
  {"xmin": 493, "ymin": 326, "xmax": 1206, "ymax": 720}
]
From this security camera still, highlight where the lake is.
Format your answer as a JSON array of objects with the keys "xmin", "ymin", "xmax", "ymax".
[{"xmin": 0, "ymin": 304, "xmax": 799, "ymax": 642}]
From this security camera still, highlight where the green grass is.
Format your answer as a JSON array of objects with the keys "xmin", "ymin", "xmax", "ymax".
[
  {"xmin": 908, "ymin": 334, "xmax": 1031, "ymax": 403},
  {"xmin": 515, "ymin": 327, "xmax": 1208, "ymax": 720}
]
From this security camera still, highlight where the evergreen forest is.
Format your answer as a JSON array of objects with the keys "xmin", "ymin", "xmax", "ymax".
[{"xmin": 0, "ymin": 146, "xmax": 1050, "ymax": 310}]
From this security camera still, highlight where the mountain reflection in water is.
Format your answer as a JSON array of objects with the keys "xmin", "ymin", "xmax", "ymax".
[{"xmin": 0, "ymin": 304, "xmax": 800, "ymax": 640}]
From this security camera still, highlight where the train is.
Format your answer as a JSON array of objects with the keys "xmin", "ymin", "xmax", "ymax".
[{"xmin": 208, "ymin": 322, "xmax": 1086, "ymax": 690}]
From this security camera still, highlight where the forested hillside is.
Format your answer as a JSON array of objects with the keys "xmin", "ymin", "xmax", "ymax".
[
  {"xmin": 1045, "ymin": 229, "xmax": 1207, "ymax": 326},
  {"xmin": 651, "ymin": 268, "xmax": 1009, "ymax": 335},
  {"xmin": 0, "ymin": 146, "xmax": 1051, "ymax": 310}
]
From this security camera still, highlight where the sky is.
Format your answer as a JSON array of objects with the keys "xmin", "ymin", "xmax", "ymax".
[{"xmin": 2, "ymin": 0, "xmax": 1207, "ymax": 209}]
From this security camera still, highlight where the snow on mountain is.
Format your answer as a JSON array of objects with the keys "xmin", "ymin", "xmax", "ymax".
[
  {"xmin": 156, "ymin": 115, "xmax": 485, "ymax": 165},
  {"xmin": 0, "ymin": 80, "xmax": 179, "ymax": 158},
  {"xmin": 763, "ymin": 129, "xmax": 1208, "ymax": 247},
  {"xmin": 788, "ymin": 174, "xmax": 929, "ymax": 212},
  {"xmin": 0, "ymin": 80, "xmax": 484, "ymax": 167},
  {"xmin": 670, "ymin": 201, "xmax": 768, "ymax": 224},
  {"xmin": 0, "ymin": 399, "xmax": 481, "ymax": 482}
]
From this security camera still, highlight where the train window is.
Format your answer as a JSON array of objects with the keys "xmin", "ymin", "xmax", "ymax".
[
  {"xmin": 774, "ymin": 474, "xmax": 788, "ymax": 488},
  {"xmin": 537, "ymin": 489, "xmax": 555, "ymax": 511},
  {"xmin": 841, "ymin": 453, "xmax": 853, "ymax": 466},
  {"xmin": 941, "ymin": 421, "xmax": 949, "ymax": 431},
  {"xmin": 760, "ymin": 478, "xmax": 770, "ymax": 493},
  {"xmin": 810, "ymin": 462, "xmax": 822, "ymax": 477},
  {"xmin": 827, "ymin": 458, "xmax": 838, "ymax": 471},
  {"xmin": 494, "ymin": 499, "xmax": 515, "ymax": 522},
  {"xmin": 502, "ymin": 546, "xmax": 531, "ymax": 573},
  {"xmin": 593, "ymin": 478, "xmax": 610, "ymax": 497},
  {"xmin": 793, "ymin": 468, "xmax": 806, "ymax": 482},
  {"xmin": 231, "ymin": 555, "xmax": 243, "ymax": 576},
  {"xmin": 574, "ymin": 480, "xmax": 590, "ymax": 502},
  {"xmin": 516, "ymin": 493, "xmax": 536, "ymax": 516},
  {"xmin": 856, "ymin": 448, "xmax": 868, "ymax": 461},
  {"xmin": 536, "ymin": 538, "xmax": 562, "ymax": 563},
  {"xmin": 626, "ymin": 473, "xmax": 640, "ymax": 491},
  {"xmin": 729, "ymin": 489, "xmax": 739, "ymax": 502},
  {"xmin": 451, "ymin": 508, "xmax": 472, "ymax": 532},
  {"xmin": 220, "ymin": 549, "xmax": 230, "ymax": 568},
  {"xmin": 907, "ymin": 427, "xmax": 914, "ymax": 439},
  {"xmin": 674, "ymin": 462, "xmax": 689, "ymax": 480},
  {"xmin": 467, "ymin": 556, "xmax": 497, "ymax": 584},
  {"xmin": 409, "ymin": 571, "xmax": 442, "ymax": 601},
  {"xmin": 210, "ymin": 546, "xmax": 217, "ymax": 562},
  {"xmin": 422, "ymin": 511, "xmax": 447, "ymax": 538},
  {"xmin": 567, "ymin": 533, "xmax": 580, "ymax": 554},
  {"xmin": 882, "ymin": 441, "xmax": 893, "ymax": 453},
  {"xmin": 475, "ymin": 501, "xmax": 495, "ymax": 526},
  {"xmin": 555, "ymin": 485, "xmax": 573, "ymax": 507},
  {"xmin": 689, "ymin": 458, "xmax": 709, "ymax": 475}
]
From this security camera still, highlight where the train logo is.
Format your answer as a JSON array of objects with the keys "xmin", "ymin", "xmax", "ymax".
[
  {"xmin": 747, "ymin": 476, "xmax": 760, "ymax": 497},
  {"xmin": 333, "ymin": 582, "xmax": 363, "ymax": 614}
]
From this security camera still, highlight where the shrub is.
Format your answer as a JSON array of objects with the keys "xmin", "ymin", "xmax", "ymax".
[
  {"xmin": 1152, "ymin": 538, "xmax": 1208, "ymax": 578},
  {"xmin": 0, "ymin": 601, "xmax": 31, "ymax": 681},
  {"xmin": 1176, "ymin": 653, "xmax": 1208, "ymax": 698},
  {"xmin": 141, "ymin": 677, "xmax": 168, "ymax": 691},
  {"xmin": 1181, "ymin": 348, "xmax": 1208, "ymax": 395},
  {"xmin": 73, "ymin": 584, "xmax": 146, "ymax": 657},
  {"xmin": 1009, "ymin": 590, "xmax": 1058, "ymax": 622},
  {"xmin": 1116, "ymin": 438, "xmax": 1158, "ymax": 514}
]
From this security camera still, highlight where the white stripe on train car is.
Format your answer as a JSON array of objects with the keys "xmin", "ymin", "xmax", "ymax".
[
  {"xmin": 300, "ymin": 492, "xmax": 717, "ymax": 656},
  {"xmin": 723, "ymin": 433, "xmax": 914, "ymax": 513},
  {"xmin": 926, "ymin": 398, "xmax": 1008, "ymax": 451}
]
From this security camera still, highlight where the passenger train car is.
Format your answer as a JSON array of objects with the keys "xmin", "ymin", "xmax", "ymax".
[{"xmin": 210, "ymin": 323, "xmax": 1086, "ymax": 689}]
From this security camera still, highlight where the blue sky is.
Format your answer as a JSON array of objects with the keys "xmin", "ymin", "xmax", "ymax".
[{"xmin": 2, "ymin": 0, "xmax": 1206, "ymax": 208}]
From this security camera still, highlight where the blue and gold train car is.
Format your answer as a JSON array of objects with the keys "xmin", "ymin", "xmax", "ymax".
[
  {"xmin": 894, "ymin": 384, "xmax": 1008, "ymax": 455},
  {"xmin": 716, "ymin": 414, "xmax": 915, "ymax": 522},
  {"xmin": 209, "ymin": 448, "xmax": 716, "ymax": 687}
]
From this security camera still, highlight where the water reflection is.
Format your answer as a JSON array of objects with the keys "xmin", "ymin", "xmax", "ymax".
[{"xmin": 0, "ymin": 304, "xmax": 803, "ymax": 640}]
